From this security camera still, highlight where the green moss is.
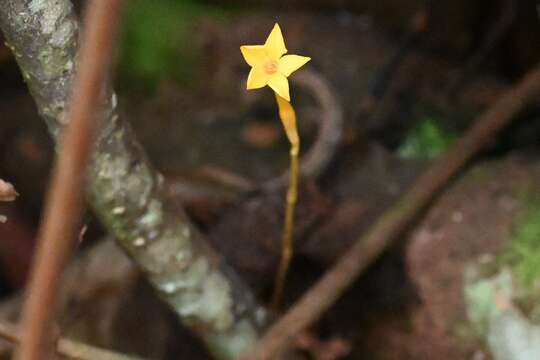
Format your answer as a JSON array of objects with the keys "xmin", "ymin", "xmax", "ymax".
[
  {"xmin": 117, "ymin": 0, "xmax": 227, "ymax": 92},
  {"xmin": 397, "ymin": 118, "xmax": 457, "ymax": 160},
  {"xmin": 464, "ymin": 268, "xmax": 514, "ymax": 335},
  {"xmin": 500, "ymin": 195, "xmax": 540, "ymax": 290}
]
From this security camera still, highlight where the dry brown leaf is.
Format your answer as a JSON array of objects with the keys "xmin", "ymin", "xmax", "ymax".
[
  {"xmin": 0, "ymin": 179, "xmax": 18, "ymax": 202},
  {"xmin": 241, "ymin": 122, "xmax": 280, "ymax": 148}
]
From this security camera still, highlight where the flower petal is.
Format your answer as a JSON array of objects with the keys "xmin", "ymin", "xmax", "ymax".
[
  {"xmin": 246, "ymin": 67, "xmax": 269, "ymax": 90},
  {"xmin": 267, "ymin": 73, "xmax": 290, "ymax": 101},
  {"xmin": 240, "ymin": 45, "xmax": 266, "ymax": 67},
  {"xmin": 264, "ymin": 23, "xmax": 287, "ymax": 60},
  {"xmin": 279, "ymin": 54, "xmax": 311, "ymax": 77}
]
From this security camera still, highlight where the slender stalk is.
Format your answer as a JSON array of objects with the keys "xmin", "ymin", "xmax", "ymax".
[
  {"xmin": 271, "ymin": 143, "xmax": 300, "ymax": 309},
  {"xmin": 14, "ymin": 1, "xmax": 124, "ymax": 359},
  {"xmin": 271, "ymin": 94, "xmax": 301, "ymax": 309}
]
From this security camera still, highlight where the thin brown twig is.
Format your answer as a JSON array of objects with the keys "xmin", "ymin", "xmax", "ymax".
[
  {"xmin": 15, "ymin": 1, "xmax": 124, "ymax": 359},
  {"xmin": 0, "ymin": 320, "xmax": 145, "ymax": 360},
  {"xmin": 243, "ymin": 63, "xmax": 540, "ymax": 360}
]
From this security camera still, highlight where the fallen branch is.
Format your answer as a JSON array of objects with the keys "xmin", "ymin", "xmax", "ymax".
[
  {"xmin": 0, "ymin": 0, "xmax": 266, "ymax": 358},
  {"xmin": 0, "ymin": 320, "xmax": 145, "ymax": 360},
  {"xmin": 244, "ymin": 63, "xmax": 540, "ymax": 359}
]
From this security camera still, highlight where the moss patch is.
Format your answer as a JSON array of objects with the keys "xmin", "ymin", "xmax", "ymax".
[
  {"xmin": 501, "ymin": 195, "xmax": 540, "ymax": 290},
  {"xmin": 493, "ymin": 193, "xmax": 540, "ymax": 322},
  {"xmin": 117, "ymin": 0, "xmax": 228, "ymax": 92},
  {"xmin": 398, "ymin": 118, "xmax": 457, "ymax": 160}
]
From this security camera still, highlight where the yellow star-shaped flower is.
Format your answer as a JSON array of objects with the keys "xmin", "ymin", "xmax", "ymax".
[{"xmin": 240, "ymin": 23, "xmax": 311, "ymax": 102}]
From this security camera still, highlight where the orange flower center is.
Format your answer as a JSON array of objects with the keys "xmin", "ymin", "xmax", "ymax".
[{"xmin": 264, "ymin": 59, "xmax": 279, "ymax": 74}]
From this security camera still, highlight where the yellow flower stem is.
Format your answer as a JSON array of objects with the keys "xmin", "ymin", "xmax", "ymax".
[{"xmin": 271, "ymin": 93, "xmax": 300, "ymax": 310}]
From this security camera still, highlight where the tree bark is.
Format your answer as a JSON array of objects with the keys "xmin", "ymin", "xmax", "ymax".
[{"xmin": 0, "ymin": 1, "xmax": 266, "ymax": 358}]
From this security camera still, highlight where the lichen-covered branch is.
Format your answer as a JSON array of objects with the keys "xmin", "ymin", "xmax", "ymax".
[{"xmin": 0, "ymin": 1, "xmax": 266, "ymax": 358}]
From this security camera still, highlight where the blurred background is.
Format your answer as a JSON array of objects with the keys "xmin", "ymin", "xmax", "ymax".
[{"xmin": 1, "ymin": 0, "xmax": 540, "ymax": 359}]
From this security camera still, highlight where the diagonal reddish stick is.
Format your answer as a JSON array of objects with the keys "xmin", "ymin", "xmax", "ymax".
[{"xmin": 15, "ymin": 1, "xmax": 124, "ymax": 359}]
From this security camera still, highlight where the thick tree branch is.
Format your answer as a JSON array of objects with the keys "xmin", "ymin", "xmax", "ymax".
[
  {"xmin": 0, "ymin": 1, "xmax": 267, "ymax": 359},
  {"xmin": 245, "ymin": 63, "xmax": 540, "ymax": 359}
]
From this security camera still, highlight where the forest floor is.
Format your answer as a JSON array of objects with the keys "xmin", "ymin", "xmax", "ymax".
[{"xmin": 1, "ymin": 9, "xmax": 540, "ymax": 360}]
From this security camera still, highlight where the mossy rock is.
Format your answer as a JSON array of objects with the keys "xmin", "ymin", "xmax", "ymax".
[{"xmin": 406, "ymin": 154, "xmax": 540, "ymax": 358}]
